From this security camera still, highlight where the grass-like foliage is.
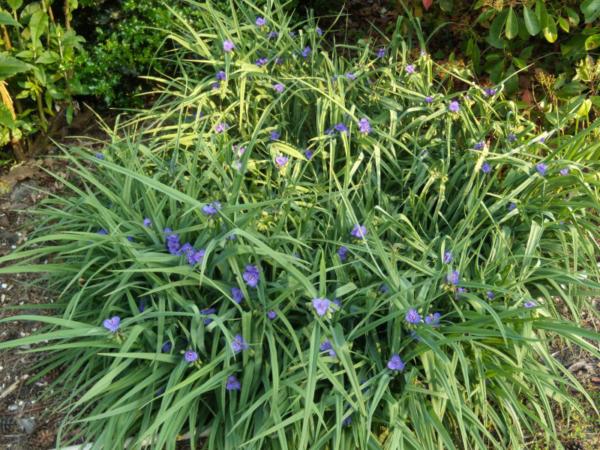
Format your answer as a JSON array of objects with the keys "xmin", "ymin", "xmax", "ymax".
[{"xmin": 1, "ymin": 1, "xmax": 600, "ymax": 449}]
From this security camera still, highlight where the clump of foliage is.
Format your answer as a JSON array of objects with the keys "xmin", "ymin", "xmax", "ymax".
[
  {"xmin": 0, "ymin": 0, "xmax": 84, "ymax": 160},
  {"xmin": 1, "ymin": 1, "xmax": 600, "ymax": 449}
]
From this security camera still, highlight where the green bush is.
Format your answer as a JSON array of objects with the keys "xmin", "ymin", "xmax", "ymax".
[
  {"xmin": 1, "ymin": 1, "xmax": 599, "ymax": 449},
  {"xmin": 0, "ymin": 0, "xmax": 84, "ymax": 160}
]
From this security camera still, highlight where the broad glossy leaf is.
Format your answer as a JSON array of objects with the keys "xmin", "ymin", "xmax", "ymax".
[
  {"xmin": 565, "ymin": 7, "xmax": 579, "ymax": 26},
  {"xmin": 0, "ymin": 10, "xmax": 19, "ymax": 26},
  {"xmin": 557, "ymin": 16, "xmax": 569, "ymax": 33},
  {"xmin": 0, "ymin": 55, "xmax": 31, "ymax": 80},
  {"xmin": 581, "ymin": 0, "xmax": 600, "ymax": 23},
  {"xmin": 584, "ymin": 34, "xmax": 600, "ymax": 50},
  {"xmin": 523, "ymin": 6, "xmax": 540, "ymax": 35},
  {"xmin": 543, "ymin": 16, "xmax": 558, "ymax": 43},
  {"xmin": 505, "ymin": 8, "xmax": 519, "ymax": 40},
  {"xmin": 6, "ymin": 0, "xmax": 22, "ymax": 10}
]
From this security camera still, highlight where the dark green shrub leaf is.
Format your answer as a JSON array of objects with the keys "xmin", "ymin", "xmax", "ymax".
[
  {"xmin": 566, "ymin": 7, "xmax": 580, "ymax": 26},
  {"xmin": 543, "ymin": 16, "xmax": 558, "ymax": 43},
  {"xmin": 6, "ymin": 0, "xmax": 22, "ymax": 10},
  {"xmin": 557, "ymin": 16, "xmax": 570, "ymax": 33},
  {"xmin": 0, "ymin": 54, "xmax": 31, "ymax": 80},
  {"xmin": 584, "ymin": 33, "xmax": 600, "ymax": 50},
  {"xmin": 0, "ymin": 10, "xmax": 20, "ymax": 26},
  {"xmin": 488, "ymin": 9, "xmax": 508, "ymax": 49},
  {"xmin": 581, "ymin": 0, "xmax": 600, "ymax": 23},
  {"xmin": 0, "ymin": 104, "xmax": 16, "ymax": 129},
  {"xmin": 535, "ymin": 0, "xmax": 548, "ymax": 28},
  {"xmin": 28, "ymin": 10, "xmax": 48, "ymax": 43},
  {"xmin": 439, "ymin": 0, "xmax": 453, "ymax": 13},
  {"xmin": 505, "ymin": 8, "xmax": 519, "ymax": 40},
  {"xmin": 523, "ymin": 7, "xmax": 540, "ymax": 36}
]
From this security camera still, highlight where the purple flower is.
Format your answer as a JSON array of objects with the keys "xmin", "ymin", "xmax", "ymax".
[
  {"xmin": 268, "ymin": 31, "xmax": 278, "ymax": 39},
  {"xmin": 508, "ymin": 133, "xmax": 517, "ymax": 142},
  {"xmin": 211, "ymin": 82, "xmax": 221, "ymax": 90},
  {"xmin": 334, "ymin": 123, "xmax": 348, "ymax": 134},
  {"xmin": 304, "ymin": 149, "xmax": 313, "ymax": 160},
  {"xmin": 202, "ymin": 201, "xmax": 222, "ymax": 216},
  {"xmin": 102, "ymin": 316, "xmax": 121, "ymax": 333},
  {"xmin": 377, "ymin": 47, "xmax": 386, "ymax": 58},
  {"xmin": 481, "ymin": 162, "xmax": 491, "ymax": 174},
  {"xmin": 184, "ymin": 350, "xmax": 198, "ymax": 363},
  {"xmin": 536, "ymin": 163, "xmax": 547, "ymax": 176},
  {"xmin": 190, "ymin": 249, "xmax": 205, "ymax": 265},
  {"xmin": 312, "ymin": 297, "xmax": 331, "ymax": 317},
  {"xmin": 273, "ymin": 83, "xmax": 285, "ymax": 93},
  {"xmin": 243, "ymin": 265, "xmax": 260, "ymax": 288},
  {"xmin": 166, "ymin": 233, "xmax": 181, "ymax": 255},
  {"xmin": 474, "ymin": 141, "xmax": 485, "ymax": 150},
  {"xmin": 143, "ymin": 218, "xmax": 152, "ymax": 227},
  {"xmin": 351, "ymin": 224, "xmax": 367, "ymax": 239},
  {"xmin": 274, "ymin": 56, "xmax": 284, "ymax": 65},
  {"xmin": 95, "ymin": 152, "xmax": 105, "ymax": 160},
  {"xmin": 508, "ymin": 202, "xmax": 517, "ymax": 211},
  {"xmin": 138, "ymin": 299, "xmax": 145, "ymax": 312},
  {"xmin": 387, "ymin": 354, "xmax": 405, "ymax": 372},
  {"xmin": 267, "ymin": 310, "xmax": 277, "ymax": 320},
  {"xmin": 255, "ymin": 17, "xmax": 266, "ymax": 26},
  {"xmin": 484, "ymin": 87, "xmax": 497, "ymax": 96},
  {"xmin": 424, "ymin": 312, "xmax": 441, "ymax": 326},
  {"xmin": 97, "ymin": 229, "xmax": 108, "ymax": 235},
  {"xmin": 379, "ymin": 284, "xmax": 390, "ymax": 294},
  {"xmin": 161, "ymin": 341, "xmax": 172, "ymax": 353},
  {"xmin": 405, "ymin": 64, "xmax": 416, "ymax": 74},
  {"xmin": 560, "ymin": 168, "xmax": 569, "ymax": 176},
  {"xmin": 231, "ymin": 334, "xmax": 249, "ymax": 353},
  {"xmin": 316, "ymin": 26, "xmax": 323, "ymax": 36},
  {"xmin": 443, "ymin": 251, "xmax": 453, "ymax": 264},
  {"xmin": 524, "ymin": 300, "xmax": 537, "ymax": 308},
  {"xmin": 320, "ymin": 340, "xmax": 336, "ymax": 357},
  {"xmin": 223, "ymin": 40, "xmax": 235, "ymax": 53},
  {"xmin": 342, "ymin": 416, "xmax": 352, "ymax": 427},
  {"xmin": 216, "ymin": 71, "xmax": 226, "ymax": 81},
  {"xmin": 345, "ymin": 72, "xmax": 356, "ymax": 80},
  {"xmin": 200, "ymin": 307, "xmax": 217, "ymax": 325},
  {"xmin": 487, "ymin": 291, "xmax": 495, "ymax": 300},
  {"xmin": 226, "ymin": 375, "xmax": 241, "ymax": 391},
  {"xmin": 301, "ymin": 46, "xmax": 311, "ymax": 58},
  {"xmin": 275, "ymin": 155, "xmax": 289, "ymax": 168},
  {"xmin": 337, "ymin": 245, "xmax": 348, "ymax": 261},
  {"xmin": 424, "ymin": 96, "xmax": 433, "ymax": 104},
  {"xmin": 405, "ymin": 308, "xmax": 422, "ymax": 324},
  {"xmin": 231, "ymin": 287, "xmax": 244, "ymax": 304},
  {"xmin": 448, "ymin": 100, "xmax": 460, "ymax": 113},
  {"xmin": 215, "ymin": 122, "xmax": 229, "ymax": 133},
  {"xmin": 270, "ymin": 130, "xmax": 281, "ymax": 141},
  {"xmin": 447, "ymin": 270, "xmax": 460, "ymax": 286},
  {"xmin": 255, "ymin": 57, "xmax": 269, "ymax": 67},
  {"xmin": 456, "ymin": 287, "xmax": 467, "ymax": 299},
  {"xmin": 358, "ymin": 118, "xmax": 371, "ymax": 134}
]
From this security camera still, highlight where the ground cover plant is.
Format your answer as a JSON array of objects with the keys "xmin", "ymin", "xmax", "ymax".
[{"xmin": 1, "ymin": 0, "xmax": 600, "ymax": 449}]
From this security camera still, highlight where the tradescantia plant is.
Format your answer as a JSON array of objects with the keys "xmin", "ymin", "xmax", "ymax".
[{"xmin": 1, "ymin": 0, "xmax": 600, "ymax": 449}]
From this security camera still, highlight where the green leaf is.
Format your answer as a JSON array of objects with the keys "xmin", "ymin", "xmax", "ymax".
[
  {"xmin": 505, "ymin": 8, "xmax": 519, "ymax": 40},
  {"xmin": 543, "ymin": 16, "xmax": 558, "ymax": 43},
  {"xmin": 585, "ymin": 34, "xmax": 600, "ymax": 50},
  {"xmin": 6, "ymin": 0, "xmax": 22, "ymax": 10},
  {"xmin": 0, "ymin": 10, "xmax": 19, "ymax": 26},
  {"xmin": 581, "ymin": 0, "xmax": 600, "ymax": 23},
  {"xmin": 0, "ymin": 55, "xmax": 31, "ymax": 80},
  {"xmin": 28, "ymin": 10, "xmax": 48, "ymax": 43},
  {"xmin": 523, "ymin": 7, "xmax": 540, "ymax": 35},
  {"xmin": 535, "ymin": 0, "xmax": 548, "ymax": 28},
  {"xmin": 0, "ymin": 104, "xmax": 16, "ymax": 129},
  {"xmin": 565, "ymin": 7, "xmax": 579, "ymax": 26},
  {"xmin": 488, "ymin": 9, "xmax": 508, "ymax": 49},
  {"xmin": 557, "ymin": 16, "xmax": 570, "ymax": 33},
  {"xmin": 439, "ymin": 0, "xmax": 453, "ymax": 13}
]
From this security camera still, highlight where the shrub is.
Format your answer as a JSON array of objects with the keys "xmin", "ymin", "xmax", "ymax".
[
  {"xmin": 0, "ymin": 0, "xmax": 84, "ymax": 160},
  {"xmin": 1, "ymin": 1, "xmax": 599, "ymax": 449}
]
